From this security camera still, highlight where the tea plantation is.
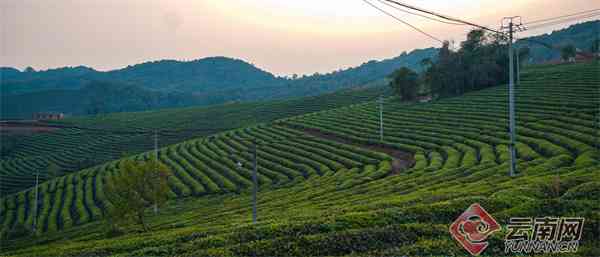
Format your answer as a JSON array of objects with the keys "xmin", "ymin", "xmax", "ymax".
[
  {"xmin": 0, "ymin": 62, "xmax": 599, "ymax": 256},
  {"xmin": 0, "ymin": 85, "xmax": 388, "ymax": 195}
]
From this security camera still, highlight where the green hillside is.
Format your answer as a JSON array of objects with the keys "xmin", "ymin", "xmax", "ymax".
[
  {"xmin": 1, "ymin": 62, "xmax": 598, "ymax": 256},
  {"xmin": 1, "ymin": 49, "xmax": 436, "ymax": 119},
  {"xmin": 516, "ymin": 20, "xmax": 599, "ymax": 63},
  {"xmin": 0, "ymin": 86, "xmax": 389, "ymax": 195}
]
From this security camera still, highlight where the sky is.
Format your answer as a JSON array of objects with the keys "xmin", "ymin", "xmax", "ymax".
[{"xmin": 1, "ymin": 0, "xmax": 598, "ymax": 76}]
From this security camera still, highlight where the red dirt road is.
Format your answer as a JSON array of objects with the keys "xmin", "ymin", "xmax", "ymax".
[
  {"xmin": 287, "ymin": 126, "xmax": 415, "ymax": 174},
  {"xmin": 0, "ymin": 121, "xmax": 60, "ymax": 135}
]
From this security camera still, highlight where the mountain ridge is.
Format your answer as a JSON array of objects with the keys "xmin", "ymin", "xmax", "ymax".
[
  {"xmin": 1, "ymin": 20, "xmax": 598, "ymax": 119},
  {"xmin": 1, "ymin": 48, "xmax": 438, "ymax": 118}
]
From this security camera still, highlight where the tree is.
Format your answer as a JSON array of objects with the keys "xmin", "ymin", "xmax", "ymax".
[
  {"xmin": 561, "ymin": 45, "xmax": 576, "ymax": 61},
  {"xmin": 419, "ymin": 58, "xmax": 432, "ymax": 69},
  {"xmin": 105, "ymin": 158, "xmax": 171, "ymax": 232},
  {"xmin": 421, "ymin": 30, "xmax": 508, "ymax": 99},
  {"xmin": 591, "ymin": 39, "xmax": 600, "ymax": 54},
  {"xmin": 46, "ymin": 163, "xmax": 62, "ymax": 179},
  {"xmin": 388, "ymin": 67, "xmax": 419, "ymax": 101}
]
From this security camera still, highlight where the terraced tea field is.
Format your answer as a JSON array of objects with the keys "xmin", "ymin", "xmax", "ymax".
[
  {"xmin": 285, "ymin": 63, "xmax": 600, "ymax": 174},
  {"xmin": 1, "ymin": 62, "xmax": 599, "ymax": 257},
  {"xmin": 0, "ymin": 86, "xmax": 388, "ymax": 195}
]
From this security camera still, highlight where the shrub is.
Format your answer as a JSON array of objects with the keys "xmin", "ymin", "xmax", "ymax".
[
  {"xmin": 574, "ymin": 150, "xmax": 598, "ymax": 168},
  {"xmin": 562, "ymin": 181, "xmax": 600, "ymax": 201},
  {"xmin": 425, "ymin": 151, "xmax": 443, "ymax": 171},
  {"xmin": 7, "ymin": 223, "xmax": 31, "ymax": 239},
  {"xmin": 411, "ymin": 152, "xmax": 427, "ymax": 170}
]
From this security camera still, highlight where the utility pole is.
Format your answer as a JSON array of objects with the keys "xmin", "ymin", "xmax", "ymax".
[
  {"xmin": 153, "ymin": 129, "xmax": 158, "ymax": 214},
  {"xmin": 502, "ymin": 17, "xmax": 524, "ymax": 177},
  {"xmin": 251, "ymin": 139, "xmax": 258, "ymax": 224},
  {"xmin": 516, "ymin": 46, "xmax": 521, "ymax": 85},
  {"xmin": 0, "ymin": 173, "xmax": 2, "ymax": 218},
  {"xmin": 154, "ymin": 129, "xmax": 158, "ymax": 159},
  {"xmin": 32, "ymin": 169, "xmax": 39, "ymax": 232},
  {"xmin": 597, "ymin": 71, "xmax": 600, "ymax": 164},
  {"xmin": 379, "ymin": 96, "xmax": 384, "ymax": 142}
]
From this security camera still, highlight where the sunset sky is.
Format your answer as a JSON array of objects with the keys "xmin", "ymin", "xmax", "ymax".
[{"xmin": 1, "ymin": 0, "xmax": 598, "ymax": 76}]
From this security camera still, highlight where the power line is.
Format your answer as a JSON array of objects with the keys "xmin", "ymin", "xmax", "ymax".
[
  {"xmin": 374, "ymin": 0, "xmax": 465, "ymax": 26},
  {"xmin": 515, "ymin": 37, "xmax": 558, "ymax": 51},
  {"xmin": 381, "ymin": 0, "xmax": 503, "ymax": 34},
  {"xmin": 525, "ymin": 13, "xmax": 600, "ymax": 31},
  {"xmin": 524, "ymin": 8, "xmax": 600, "ymax": 25},
  {"xmin": 362, "ymin": 0, "xmax": 444, "ymax": 43}
]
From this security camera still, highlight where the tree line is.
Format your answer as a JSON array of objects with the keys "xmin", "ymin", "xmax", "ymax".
[
  {"xmin": 389, "ymin": 29, "xmax": 520, "ymax": 100},
  {"xmin": 389, "ymin": 29, "xmax": 599, "ymax": 101}
]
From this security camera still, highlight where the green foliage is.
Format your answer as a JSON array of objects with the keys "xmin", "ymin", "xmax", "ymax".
[
  {"xmin": 562, "ymin": 181, "xmax": 600, "ymax": 200},
  {"xmin": 561, "ymin": 44, "xmax": 577, "ymax": 61},
  {"xmin": 515, "ymin": 20, "xmax": 599, "ymax": 63},
  {"xmin": 422, "ymin": 29, "xmax": 508, "ymax": 98},
  {"xmin": 574, "ymin": 150, "xmax": 598, "ymax": 168},
  {"xmin": 1, "ymin": 62, "xmax": 599, "ymax": 257},
  {"xmin": 388, "ymin": 67, "xmax": 419, "ymax": 101},
  {"xmin": 105, "ymin": 158, "xmax": 172, "ymax": 231},
  {"xmin": 6, "ymin": 223, "xmax": 31, "ymax": 239},
  {"xmin": 591, "ymin": 39, "xmax": 600, "ymax": 53},
  {"xmin": 1, "ymin": 50, "xmax": 437, "ymax": 119},
  {"xmin": 0, "ymin": 85, "xmax": 389, "ymax": 195},
  {"xmin": 46, "ymin": 163, "xmax": 62, "ymax": 179}
]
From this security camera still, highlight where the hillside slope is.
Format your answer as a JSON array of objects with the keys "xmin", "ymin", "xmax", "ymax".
[
  {"xmin": 0, "ymin": 86, "xmax": 390, "ymax": 195},
  {"xmin": 516, "ymin": 20, "xmax": 599, "ymax": 63},
  {"xmin": 0, "ymin": 81, "xmax": 218, "ymax": 119},
  {"xmin": 0, "ymin": 49, "xmax": 436, "ymax": 119},
  {"xmin": 1, "ymin": 62, "xmax": 598, "ymax": 257},
  {"xmin": 3, "ymin": 20, "xmax": 598, "ymax": 119}
]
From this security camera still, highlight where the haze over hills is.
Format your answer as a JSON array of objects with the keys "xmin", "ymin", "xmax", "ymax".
[
  {"xmin": 1, "ymin": 48, "xmax": 437, "ymax": 119},
  {"xmin": 1, "ymin": 20, "xmax": 598, "ymax": 119},
  {"xmin": 0, "ymin": 57, "xmax": 281, "ymax": 95}
]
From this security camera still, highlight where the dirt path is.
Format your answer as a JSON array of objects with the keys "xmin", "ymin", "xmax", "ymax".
[{"xmin": 288, "ymin": 126, "xmax": 415, "ymax": 174}]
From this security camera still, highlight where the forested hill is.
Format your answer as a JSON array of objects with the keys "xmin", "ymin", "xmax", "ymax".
[
  {"xmin": 0, "ymin": 57, "xmax": 280, "ymax": 95},
  {"xmin": 2, "ymin": 49, "xmax": 438, "ymax": 94},
  {"xmin": 1, "ymin": 81, "xmax": 208, "ymax": 119},
  {"xmin": 516, "ymin": 20, "xmax": 599, "ymax": 63},
  {"xmin": 1, "ymin": 20, "xmax": 597, "ymax": 119},
  {"xmin": 0, "ymin": 48, "xmax": 437, "ymax": 118}
]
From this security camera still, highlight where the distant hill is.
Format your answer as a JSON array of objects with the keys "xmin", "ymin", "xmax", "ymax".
[
  {"xmin": 99, "ymin": 57, "xmax": 282, "ymax": 92},
  {"xmin": 516, "ymin": 20, "xmax": 599, "ymax": 63},
  {"xmin": 0, "ymin": 66, "xmax": 96, "ymax": 95},
  {"xmin": 1, "ymin": 81, "xmax": 207, "ymax": 119},
  {"xmin": 1, "ymin": 48, "xmax": 437, "ymax": 118},
  {"xmin": 0, "ymin": 57, "xmax": 280, "ymax": 95},
  {"xmin": 2, "ymin": 20, "xmax": 597, "ymax": 119}
]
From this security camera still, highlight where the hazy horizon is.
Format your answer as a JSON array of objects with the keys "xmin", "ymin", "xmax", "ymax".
[{"xmin": 1, "ymin": 0, "xmax": 598, "ymax": 76}]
